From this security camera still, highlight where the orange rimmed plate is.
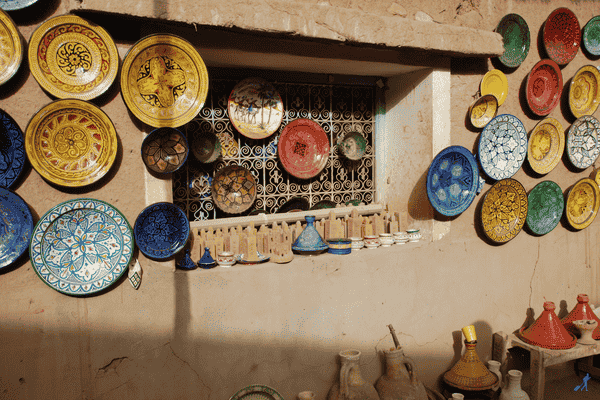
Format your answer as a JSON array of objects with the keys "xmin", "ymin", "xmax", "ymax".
[
  {"xmin": 28, "ymin": 15, "xmax": 119, "ymax": 100},
  {"xmin": 569, "ymin": 65, "xmax": 600, "ymax": 118},
  {"xmin": 121, "ymin": 34, "xmax": 209, "ymax": 128},
  {"xmin": 566, "ymin": 178, "xmax": 600, "ymax": 230},
  {"xmin": 0, "ymin": 8, "xmax": 23, "ymax": 85},
  {"xmin": 480, "ymin": 69, "xmax": 508, "ymax": 106},
  {"xmin": 25, "ymin": 99, "xmax": 118, "ymax": 187},
  {"xmin": 527, "ymin": 117, "xmax": 565, "ymax": 175}
]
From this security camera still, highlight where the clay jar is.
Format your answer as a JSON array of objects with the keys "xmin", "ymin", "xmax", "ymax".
[
  {"xmin": 327, "ymin": 349, "xmax": 380, "ymax": 400},
  {"xmin": 375, "ymin": 348, "xmax": 427, "ymax": 400},
  {"xmin": 499, "ymin": 370, "xmax": 529, "ymax": 400}
]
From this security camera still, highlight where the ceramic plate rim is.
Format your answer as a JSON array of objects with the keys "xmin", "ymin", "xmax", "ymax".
[
  {"xmin": 583, "ymin": 16, "xmax": 600, "ymax": 56},
  {"xmin": 0, "ymin": 188, "xmax": 32, "ymax": 269},
  {"xmin": 480, "ymin": 69, "xmax": 508, "ymax": 106},
  {"xmin": 526, "ymin": 180, "xmax": 564, "ymax": 235},
  {"xmin": 527, "ymin": 117, "xmax": 565, "ymax": 175},
  {"xmin": 478, "ymin": 114, "xmax": 528, "ymax": 180},
  {"xmin": 229, "ymin": 384, "xmax": 284, "ymax": 400},
  {"xmin": 565, "ymin": 177, "xmax": 600, "ymax": 230},
  {"xmin": 569, "ymin": 65, "xmax": 600, "ymax": 118},
  {"xmin": 481, "ymin": 178, "xmax": 528, "ymax": 243},
  {"xmin": 134, "ymin": 202, "xmax": 190, "ymax": 259},
  {"xmin": 496, "ymin": 13, "xmax": 530, "ymax": 68},
  {"xmin": 543, "ymin": 7, "xmax": 581, "ymax": 65},
  {"xmin": 0, "ymin": 108, "xmax": 26, "ymax": 188},
  {"xmin": 566, "ymin": 115, "xmax": 600, "ymax": 169},
  {"xmin": 525, "ymin": 59, "xmax": 563, "ymax": 116},
  {"xmin": 278, "ymin": 118, "xmax": 329, "ymax": 179},
  {"xmin": 0, "ymin": 8, "xmax": 23, "ymax": 85}
]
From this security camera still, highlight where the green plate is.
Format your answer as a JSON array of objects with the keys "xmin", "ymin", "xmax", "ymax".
[
  {"xmin": 526, "ymin": 181, "xmax": 564, "ymax": 235},
  {"xmin": 496, "ymin": 14, "xmax": 530, "ymax": 68},
  {"xmin": 583, "ymin": 16, "xmax": 600, "ymax": 56}
]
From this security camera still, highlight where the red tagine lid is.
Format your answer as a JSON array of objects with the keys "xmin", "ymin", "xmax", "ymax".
[
  {"xmin": 561, "ymin": 293, "xmax": 600, "ymax": 340},
  {"xmin": 517, "ymin": 301, "xmax": 577, "ymax": 349}
]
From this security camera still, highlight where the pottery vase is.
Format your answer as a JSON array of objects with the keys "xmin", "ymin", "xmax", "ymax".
[
  {"xmin": 487, "ymin": 360, "xmax": 502, "ymax": 391},
  {"xmin": 375, "ymin": 349, "xmax": 427, "ymax": 400},
  {"xmin": 499, "ymin": 370, "xmax": 529, "ymax": 400},
  {"xmin": 327, "ymin": 350, "xmax": 380, "ymax": 400}
]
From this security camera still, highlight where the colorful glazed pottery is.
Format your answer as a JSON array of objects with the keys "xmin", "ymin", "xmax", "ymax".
[
  {"xmin": 0, "ymin": 8, "xmax": 22, "ymax": 85},
  {"xmin": 328, "ymin": 238, "xmax": 352, "ymax": 254},
  {"xmin": 278, "ymin": 118, "xmax": 329, "ymax": 179},
  {"xmin": 277, "ymin": 197, "xmax": 309, "ymax": 213},
  {"xmin": 350, "ymin": 237, "xmax": 364, "ymax": 250},
  {"xmin": 364, "ymin": 235, "xmax": 380, "ymax": 249},
  {"xmin": 517, "ymin": 301, "xmax": 577, "ymax": 350},
  {"xmin": 407, "ymin": 229, "xmax": 421, "ymax": 242},
  {"xmin": 527, "ymin": 117, "xmax": 564, "ymax": 175},
  {"xmin": 211, "ymin": 165, "xmax": 257, "ymax": 214},
  {"xmin": 230, "ymin": 385, "xmax": 285, "ymax": 400},
  {"xmin": 0, "ymin": 188, "xmax": 32, "ymax": 269},
  {"xmin": 393, "ymin": 232, "xmax": 408, "ymax": 245},
  {"xmin": 176, "ymin": 249, "xmax": 197, "ymax": 270},
  {"xmin": 191, "ymin": 130, "xmax": 221, "ymax": 164},
  {"xmin": 327, "ymin": 350, "xmax": 380, "ymax": 400},
  {"xmin": 526, "ymin": 181, "xmax": 564, "ymax": 236},
  {"xmin": 495, "ymin": 14, "xmax": 530, "ymax": 68},
  {"xmin": 543, "ymin": 8, "xmax": 581, "ymax": 65},
  {"xmin": 120, "ymin": 34, "xmax": 209, "ymax": 128},
  {"xmin": 468, "ymin": 94, "xmax": 498, "ymax": 129},
  {"xmin": 292, "ymin": 215, "xmax": 328, "ymax": 253},
  {"xmin": 28, "ymin": 15, "xmax": 119, "ymax": 100},
  {"xmin": 236, "ymin": 251, "xmax": 270, "ymax": 264},
  {"xmin": 216, "ymin": 251, "xmax": 236, "ymax": 267},
  {"xmin": 478, "ymin": 114, "xmax": 527, "ymax": 181},
  {"xmin": 197, "ymin": 247, "xmax": 216, "ymax": 269},
  {"xmin": 310, "ymin": 199, "xmax": 337, "ymax": 210},
  {"xmin": 30, "ymin": 198, "xmax": 133, "ymax": 295},
  {"xmin": 565, "ymin": 178, "xmax": 600, "ymax": 230},
  {"xmin": 378, "ymin": 233, "xmax": 394, "ymax": 247},
  {"xmin": 0, "ymin": 109, "xmax": 26, "ymax": 188},
  {"xmin": 480, "ymin": 70, "xmax": 508, "ymax": 106},
  {"xmin": 561, "ymin": 293, "xmax": 600, "ymax": 339},
  {"xmin": 583, "ymin": 16, "xmax": 600, "ymax": 56},
  {"xmin": 566, "ymin": 115, "xmax": 600, "ymax": 169},
  {"xmin": 338, "ymin": 131, "xmax": 367, "ymax": 160},
  {"xmin": 525, "ymin": 59, "xmax": 563, "ymax": 116},
  {"xmin": 572, "ymin": 320, "xmax": 598, "ymax": 345},
  {"xmin": 134, "ymin": 202, "xmax": 190, "ymax": 259},
  {"xmin": 25, "ymin": 99, "xmax": 118, "ymax": 187},
  {"xmin": 228, "ymin": 77, "xmax": 283, "ymax": 140},
  {"xmin": 481, "ymin": 179, "xmax": 528, "ymax": 243},
  {"xmin": 141, "ymin": 127, "xmax": 189, "ymax": 174},
  {"xmin": 0, "ymin": 0, "xmax": 39, "ymax": 10},
  {"xmin": 569, "ymin": 65, "xmax": 600, "ymax": 118}
]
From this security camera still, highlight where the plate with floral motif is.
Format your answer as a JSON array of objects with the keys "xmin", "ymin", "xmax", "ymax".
[
  {"xmin": 0, "ymin": 109, "xmax": 26, "ymax": 188},
  {"xmin": 583, "ymin": 16, "xmax": 600, "ymax": 56},
  {"xmin": 569, "ymin": 65, "xmax": 600, "ymax": 119},
  {"xmin": 527, "ymin": 117, "xmax": 564, "ymax": 175},
  {"xmin": 212, "ymin": 165, "xmax": 257, "ymax": 214},
  {"xmin": 30, "ymin": 199, "xmax": 133, "ymax": 296},
  {"xmin": 565, "ymin": 178, "xmax": 600, "ymax": 230},
  {"xmin": 134, "ymin": 202, "xmax": 190, "ymax": 260},
  {"xmin": 543, "ymin": 8, "xmax": 581, "ymax": 65},
  {"xmin": 566, "ymin": 115, "xmax": 600, "ymax": 169},
  {"xmin": 481, "ymin": 178, "xmax": 528, "ymax": 243},
  {"xmin": 0, "ymin": 8, "xmax": 23, "ymax": 85},
  {"xmin": 0, "ymin": 0, "xmax": 39, "ymax": 10},
  {"xmin": 28, "ymin": 15, "xmax": 119, "ymax": 100},
  {"xmin": 121, "ymin": 34, "xmax": 209, "ymax": 128},
  {"xmin": 0, "ymin": 188, "xmax": 32, "ymax": 269},
  {"xmin": 229, "ymin": 384, "xmax": 284, "ymax": 400},
  {"xmin": 24, "ymin": 99, "xmax": 118, "ymax": 187}
]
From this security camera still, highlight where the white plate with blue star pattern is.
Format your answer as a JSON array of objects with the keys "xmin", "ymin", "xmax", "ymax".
[
  {"xmin": 566, "ymin": 115, "xmax": 600, "ymax": 169},
  {"xmin": 478, "ymin": 114, "xmax": 528, "ymax": 180},
  {"xmin": 30, "ymin": 199, "xmax": 134, "ymax": 296}
]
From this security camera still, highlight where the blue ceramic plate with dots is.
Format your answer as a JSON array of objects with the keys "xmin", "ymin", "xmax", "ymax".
[
  {"xmin": 134, "ymin": 202, "xmax": 190, "ymax": 259},
  {"xmin": 0, "ymin": 109, "xmax": 25, "ymax": 189},
  {"xmin": 526, "ymin": 181, "xmax": 564, "ymax": 236},
  {"xmin": 30, "ymin": 198, "xmax": 133, "ymax": 295},
  {"xmin": 0, "ymin": 188, "xmax": 32, "ymax": 269},
  {"xmin": 478, "ymin": 114, "xmax": 528, "ymax": 181},
  {"xmin": 0, "ymin": 0, "xmax": 39, "ymax": 11},
  {"xmin": 426, "ymin": 146, "xmax": 480, "ymax": 217}
]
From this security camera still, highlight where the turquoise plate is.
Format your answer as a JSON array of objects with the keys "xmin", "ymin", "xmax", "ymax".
[
  {"xmin": 583, "ymin": 16, "xmax": 600, "ymax": 56},
  {"xmin": 526, "ymin": 181, "xmax": 564, "ymax": 235}
]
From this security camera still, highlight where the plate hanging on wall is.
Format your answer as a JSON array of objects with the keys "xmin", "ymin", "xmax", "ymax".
[
  {"xmin": 229, "ymin": 384, "xmax": 285, "ymax": 400},
  {"xmin": 566, "ymin": 115, "xmax": 600, "ymax": 169},
  {"xmin": 468, "ymin": 94, "xmax": 498, "ymax": 129},
  {"xmin": 0, "ymin": 8, "xmax": 23, "ymax": 85},
  {"xmin": 0, "ymin": 188, "xmax": 32, "ymax": 270},
  {"xmin": 481, "ymin": 178, "xmax": 528, "ymax": 243},
  {"xmin": 28, "ymin": 15, "xmax": 119, "ymax": 100},
  {"xmin": 495, "ymin": 13, "xmax": 530, "ymax": 68},
  {"xmin": 525, "ymin": 59, "xmax": 562, "ymax": 116},
  {"xmin": 278, "ymin": 118, "xmax": 329, "ymax": 179},
  {"xmin": 526, "ymin": 181, "xmax": 564, "ymax": 236},
  {"xmin": 480, "ymin": 70, "xmax": 508, "ymax": 106},
  {"xmin": 141, "ymin": 127, "xmax": 189, "ymax": 174},
  {"xmin": 134, "ymin": 202, "xmax": 190, "ymax": 259},
  {"xmin": 0, "ymin": 109, "xmax": 26, "ymax": 188},
  {"xmin": 0, "ymin": 0, "xmax": 39, "ymax": 10},
  {"xmin": 543, "ymin": 7, "xmax": 581, "ymax": 65},
  {"xmin": 565, "ymin": 178, "xmax": 600, "ymax": 230},
  {"xmin": 569, "ymin": 65, "xmax": 600, "ymax": 119},
  {"xmin": 583, "ymin": 16, "xmax": 600, "ymax": 56},
  {"xmin": 527, "ymin": 117, "xmax": 564, "ymax": 175}
]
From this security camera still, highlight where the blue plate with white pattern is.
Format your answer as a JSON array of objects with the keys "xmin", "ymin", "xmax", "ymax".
[
  {"xmin": 0, "ymin": 109, "xmax": 25, "ymax": 189},
  {"xmin": 566, "ymin": 115, "xmax": 600, "ymax": 169},
  {"xmin": 427, "ymin": 146, "xmax": 481, "ymax": 217},
  {"xmin": 0, "ymin": 187, "xmax": 32, "ymax": 269},
  {"xmin": 30, "ymin": 199, "xmax": 133, "ymax": 295},
  {"xmin": 134, "ymin": 202, "xmax": 189, "ymax": 259},
  {"xmin": 478, "ymin": 114, "xmax": 528, "ymax": 180},
  {"xmin": 0, "ymin": 0, "xmax": 39, "ymax": 11}
]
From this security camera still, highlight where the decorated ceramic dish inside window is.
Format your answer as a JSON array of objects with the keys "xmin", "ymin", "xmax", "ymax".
[
  {"xmin": 525, "ymin": 59, "xmax": 562, "ymax": 116},
  {"xmin": 495, "ymin": 13, "xmax": 530, "ymax": 68},
  {"xmin": 141, "ymin": 127, "xmax": 189, "ymax": 174},
  {"xmin": 565, "ymin": 178, "xmax": 600, "ymax": 230},
  {"xmin": 278, "ymin": 118, "xmax": 329, "ymax": 179},
  {"xmin": 527, "ymin": 117, "xmax": 564, "ymax": 175},
  {"xmin": 0, "ymin": 8, "xmax": 23, "ymax": 86},
  {"xmin": 211, "ymin": 164, "xmax": 257, "ymax": 214},
  {"xmin": 478, "ymin": 114, "xmax": 527, "ymax": 181},
  {"xmin": 481, "ymin": 178, "xmax": 528, "ymax": 244},
  {"xmin": 134, "ymin": 202, "xmax": 190, "ymax": 259},
  {"xmin": 543, "ymin": 8, "xmax": 581, "ymax": 65},
  {"xmin": 526, "ymin": 181, "xmax": 564, "ymax": 236},
  {"xmin": 569, "ymin": 65, "xmax": 600, "ymax": 119},
  {"xmin": 566, "ymin": 115, "xmax": 600, "ymax": 169},
  {"xmin": 0, "ymin": 188, "xmax": 32, "ymax": 270},
  {"xmin": 0, "ymin": 109, "xmax": 26, "ymax": 188}
]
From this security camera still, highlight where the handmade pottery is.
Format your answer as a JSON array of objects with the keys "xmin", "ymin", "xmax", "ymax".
[
  {"xmin": 278, "ymin": 119, "xmax": 329, "ymax": 179},
  {"xmin": 0, "ymin": 8, "xmax": 22, "ymax": 85},
  {"xmin": 543, "ymin": 7, "xmax": 581, "ymax": 65},
  {"xmin": 198, "ymin": 247, "xmax": 216, "ymax": 269},
  {"xmin": 191, "ymin": 130, "xmax": 221, "ymax": 164},
  {"xmin": 480, "ymin": 69, "xmax": 508, "ymax": 106},
  {"xmin": 328, "ymin": 238, "xmax": 352, "ymax": 255},
  {"xmin": 468, "ymin": 94, "xmax": 498, "ymax": 129},
  {"xmin": 375, "ymin": 348, "xmax": 428, "ymax": 400},
  {"xmin": 177, "ymin": 249, "xmax": 197, "ymax": 270},
  {"xmin": 566, "ymin": 115, "xmax": 600, "ymax": 169},
  {"xmin": 350, "ymin": 237, "xmax": 364, "ymax": 251},
  {"xmin": 478, "ymin": 115, "xmax": 527, "ymax": 181},
  {"xmin": 487, "ymin": 360, "xmax": 502, "ymax": 391},
  {"xmin": 394, "ymin": 231, "xmax": 409, "ymax": 245},
  {"xmin": 565, "ymin": 178, "xmax": 600, "ymax": 230},
  {"xmin": 134, "ymin": 202, "xmax": 190, "ymax": 260},
  {"xmin": 525, "ymin": 181, "xmax": 564, "ymax": 236},
  {"xmin": 407, "ymin": 229, "xmax": 421, "ymax": 242},
  {"xmin": 525, "ymin": 59, "xmax": 563, "ymax": 116},
  {"xmin": 292, "ymin": 215, "xmax": 329, "ymax": 254},
  {"xmin": 495, "ymin": 14, "xmax": 530, "ymax": 68},
  {"xmin": 277, "ymin": 197, "xmax": 310, "ymax": 214},
  {"xmin": 527, "ymin": 117, "xmax": 564, "ymax": 175},
  {"xmin": 0, "ymin": 188, "xmax": 32, "ymax": 270},
  {"xmin": 0, "ymin": 109, "xmax": 26, "ymax": 189},
  {"xmin": 297, "ymin": 391, "xmax": 315, "ymax": 400},
  {"xmin": 481, "ymin": 179, "xmax": 528, "ymax": 243},
  {"xmin": 561, "ymin": 293, "xmax": 600, "ymax": 339},
  {"xmin": 364, "ymin": 235, "xmax": 380, "ymax": 249},
  {"xmin": 236, "ymin": 252, "xmax": 270, "ymax": 264},
  {"xmin": 310, "ymin": 199, "xmax": 337, "ymax": 210},
  {"xmin": 517, "ymin": 301, "xmax": 577, "ymax": 350},
  {"xmin": 583, "ymin": 16, "xmax": 600, "ymax": 56},
  {"xmin": 216, "ymin": 251, "xmax": 236, "ymax": 267},
  {"xmin": 573, "ymin": 320, "xmax": 598, "ymax": 345},
  {"xmin": 449, "ymin": 394, "xmax": 464, "ymax": 400},
  {"xmin": 338, "ymin": 131, "xmax": 367, "ymax": 160},
  {"xmin": 327, "ymin": 349, "xmax": 380, "ymax": 400},
  {"xmin": 569, "ymin": 65, "xmax": 600, "ymax": 118},
  {"xmin": 379, "ymin": 233, "xmax": 394, "ymax": 247},
  {"xmin": 499, "ymin": 370, "xmax": 530, "ymax": 400},
  {"xmin": 0, "ymin": 0, "xmax": 39, "ymax": 11},
  {"xmin": 212, "ymin": 165, "xmax": 257, "ymax": 214},
  {"xmin": 230, "ymin": 384, "xmax": 285, "ymax": 400},
  {"xmin": 142, "ymin": 127, "xmax": 189, "ymax": 174}
]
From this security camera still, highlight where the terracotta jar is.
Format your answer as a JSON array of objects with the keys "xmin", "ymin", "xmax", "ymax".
[
  {"xmin": 499, "ymin": 370, "xmax": 529, "ymax": 400},
  {"xmin": 375, "ymin": 348, "xmax": 427, "ymax": 400},
  {"xmin": 561, "ymin": 293, "xmax": 600, "ymax": 339},
  {"xmin": 328, "ymin": 350, "xmax": 380, "ymax": 400}
]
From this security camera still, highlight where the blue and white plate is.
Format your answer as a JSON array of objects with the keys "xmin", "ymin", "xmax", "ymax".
[
  {"xmin": 134, "ymin": 202, "xmax": 189, "ymax": 259},
  {"xmin": 427, "ymin": 146, "xmax": 480, "ymax": 216},
  {"xmin": 567, "ymin": 115, "xmax": 600, "ymax": 169},
  {"xmin": 478, "ymin": 114, "xmax": 528, "ymax": 180},
  {"xmin": 0, "ymin": 0, "xmax": 39, "ymax": 10},
  {"xmin": 0, "ymin": 188, "xmax": 32, "ymax": 269},
  {"xmin": 30, "ymin": 199, "xmax": 133, "ymax": 295},
  {"xmin": 0, "ymin": 109, "xmax": 25, "ymax": 188}
]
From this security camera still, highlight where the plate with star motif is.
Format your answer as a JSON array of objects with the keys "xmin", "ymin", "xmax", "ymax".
[
  {"xmin": 141, "ymin": 127, "xmax": 189, "ymax": 174},
  {"xmin": 0, "ymin": 8, "xmax": 23, "ymax": 85},
  {"xmin": 481, "ymin": 178, "xmax": 528, "ymax": 243},
  {"xmin": 120, "ymin": 34, "xmax": 209, "ymax": 128},
  {"xmin": 30, "ymin": 198, "xmax": 133, "ymax": 296},
  {"xmin": 566, "ymin": 115, "xmax": 600, "ymax": 169},
  {"xmin": 134, "ymin": 202, "xmax": 190, "ymax": 259},
  {"xmin": 278, "ymin": 118, "xmax": 329, "ymax": 179},
  {"xmin": 212, "ymin": 164, "xmax": 257, "ymax": 214},
  {"xmin": 28, "ymin": 14, "xmax": 119, "ymax": 100},
  {"xmin": 565, "ymin": 178, "xmax": 600, "ymax": 230}
]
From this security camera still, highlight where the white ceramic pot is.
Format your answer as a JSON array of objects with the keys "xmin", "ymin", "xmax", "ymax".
[
  {"xmin": 379, "ymin": 233, "xmax": 394, "ymax": 247},
  {"xmin": 216, "ymin": 251, "xmax": 236, "ymax": 267},
  {"xmin": 406, "ymin": 229, "xmax": 421, "ymax": 242},
  {"xmin": 393, "ymin": 231, "xmax": 409, "ymax": 245},
  {"xmin": 350, "ymin": 237, "xmax": 364, "ymax": 251},
  {"xmin": 364, "ymin": 235, "xmax": 380, "ymax": 249}
]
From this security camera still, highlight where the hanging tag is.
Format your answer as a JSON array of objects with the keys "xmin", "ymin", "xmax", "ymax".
[{"xmin": 128, "ymin": 258, "xmax": 142, "ymax": 290}]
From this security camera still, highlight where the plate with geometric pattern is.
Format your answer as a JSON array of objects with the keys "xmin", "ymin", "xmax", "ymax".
[
  {"xmin": 0, "ymin": 188, "xmax": 32, "ymax": 270},
  {"xmin": 0, "ymin": 8, "xmax": 23, "ymax": 85},
  {"xmin": 481, "ymin": 178, "xmax": 528, "ymax": 243},
  {"xmin": 0, "ymin": 109, "xmax": 26, "ymax": 188},
  {"xmin": 527, "ymin": 117, "xmax": 564, "ymax": 175},
  {"xmin": 229, "ymin": 384, "xmax": 284, "ymax": 400},
  {"xmin": 134, "ymin": 202, "xmax": 190, "ymax": 259},
  {"xmin": 565, "ymin": 178, "xmax": 600, "ymax": 230},
  {"xmin": 566, "ymin": 115, "xmax": 600, "ymax": 169},
  {"xmin": 478, "ymin": 114, "xmax": 528, "ymax": 180}
]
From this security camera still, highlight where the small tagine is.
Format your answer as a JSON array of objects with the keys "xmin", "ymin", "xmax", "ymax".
[
  {"xmin": 517, "ymin": 301, "xmax": 576, "ymax": 349},
  {"xmin": 561, "ymin": 293, "xmax": 600, "ymax": 339}
]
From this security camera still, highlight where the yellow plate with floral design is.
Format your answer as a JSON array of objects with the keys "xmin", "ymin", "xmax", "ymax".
[
  {"xmin": 566, "ymin": 178, "xmax": 600, "ymax": 230},
  {"xmin": 469, "ymin": 94, "xmax": 498, "ymax": 129},
  {"xmin": 481, "ymin": 178, "xmax": 528, "ymax": 243},
  {"xmin": 527, "ymin": 117, "xmax": 565, "ymax": 175},
  {"xmin": 27, "ymin": 15, "xmax": 119, "ymax": 100},
  {"xmin": 25, "ymin": 99, "xmax": 118, "ymax": 187},
  {"xmin": 120, "ymin": 34, "xmax": 209, "ymax": 128},
  {"xmin": 0, "ymin": 8, "xmax": 23, "ymax": 85},
  {"xmin": 480, "ymin": 69, "xmax": 508, "ymax": 106},
  {"xmin": 569, "ymin": 65, "xmax": 600, "ymax": 118}
]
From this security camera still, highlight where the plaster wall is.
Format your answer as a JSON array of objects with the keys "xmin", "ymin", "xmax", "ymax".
[{"xmin": 1, "ymin": 1, "xmax": 599, "ymax": 399}]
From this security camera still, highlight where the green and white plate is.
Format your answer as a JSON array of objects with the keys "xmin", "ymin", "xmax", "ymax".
[{"xmin": 526, "ymin": 181, "xmax": 564, "ymax": 235}]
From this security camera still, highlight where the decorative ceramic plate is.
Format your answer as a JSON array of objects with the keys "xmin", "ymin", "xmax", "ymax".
[
  {"xmin": 277, "ymin": 196, "xmax": 310, "ymax": 213},
  {"xmin": 566, "ymin": 115, "xmax": 600, "ymax": 169},
  {"xmin": 543, "ymin": 8, "xmax": 581, "ymax": 65},
  {"xmin": 0, "ymin": 0, "xmax": 39, "ymax": 10},
  {"xmin": 480, "ymin": 70, "xmax": 508, "ymax": 106},
  {"xmin": 0, "ymin": 188, "xmax": 32, "ymax": 269},
  {"xmin": 469, "ymin": 94, "xmax": 498, "ymax": 129},
  {"xmin": 191, "ymin": 130, "xmax": 221, "ymax": 163},
  {"xmin": 526, "ymin": 181, "xmax": 564, "ymax": 236},
  {"xmin": 583, "ymin": 16, "xmax": 600, "ymax": 56},
  {"xmin": 527, "ymin": 117, "xmax": 565, "ymax": 175},
  {"xmin": 212, "ymin": 165, "xmax": 257, "ymax": 214},
  {"xmin": 0, "ymin": 8, "xmax": 23, "ymax": 85},
  {"xmin": 25, "ymin": 99, "xmax": 118, "ymax": 187},
  {"xmin": 28, "ymin": 15, "xmax": 119, "ymax": 100},
  {"xmin": 426, "ymin": 146, "xmax": 480, "ymax": 217},
  {"xmin": 569, "ymin": 65, "xmax": 600, "ymax": 118},
  {"xmin": 481, "ymin": 178, "xmax": 528, "ymax": 243},
  {"xmin": 496, "ymin": 14, "xmax": 530, "ymax": 68},
  {"xmin": 134, "ymin": 202, "xmax": 190, "ymax": 259},
  {"xmin": 565, "ymin": 178, "xmax": 600, "ymax": 230},
  {"xmin": 228, "ymin": 77, "xmax": 284, "ymax": 140},
  {"xmin": 229, "ymin": 384, "xmax": 284, "ymax": 400},
  {"xmin": 235, "ymin": 252, "xmax": 270, "ymax": 265},
  {"xmin": 0, "ymin": 109, "xmax": 25, "ymax": 188},
  {"xmin": 337, "ymin": 131, "xmax": 366, "ymax": 160},
  {"xmin": 278, "ymin": 119, "xmax": 329, "ymax": 179},
  {"xmin": 310, "ymin": 199, "xmax": 337, "ymax": 210},
  {"xmin": 121, "ymin": 34, "xmax": 209, "ymax": 128},
  {"xmin": 141, "ymin": 127, "xmax": 188, "ymax": 174},
  {"xmin": 525, "ymin": 59, "xmax": 563, "ymax": 116},
  {"xmin": 478, "ymin": 114, "xmax": 528, "ymax": 181},
  {"xmin": 30, "ymin": 199, "xmax": 133, "ymax": 295}
]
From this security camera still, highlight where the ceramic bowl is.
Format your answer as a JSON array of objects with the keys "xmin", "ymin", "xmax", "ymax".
[
  {"xmin": 337, "ymin": 131, "xmax": 367, "ymax": 160},
  {"xmin": 468, "ymin": 94, "xmax": 498, "ymax": 129},
  {"xmin": 216, "ymin": 251, "xmax": 236, "ymax": 267},
  {"xmin": 393, "ymin": 231, "xmax": 409, "ymax": 244},
  {"xmin": 211, "ymin": 165, "xmax": 257, "ymax": 214},
  {"xmin": 407, "ymin": 229, "xmax": 421, "ymax": 242},
  {"xmin": 142, "ymin": 127, "xmax": 189, "ymax": 174},
  {"xmin": 327, "ymin": 238, "xmax": 351, "ymax": 255},
  {"xmin": 526, "ymin": 59, "xmax": 563, "ymax": 116},
  {"xmin": 363, "ymin": 235, "xmax": 380, "ymax": 249},
  {"xmin": 379, "ymin": 233, "xmax": 394, "ymax": 247},
  {"xmin": 349, "ymin": 237, "xmax": 364, "ymax": 251},
  {"xmin": 191, "ymin": 129, "xmax": 221, "ymax": 164}
]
